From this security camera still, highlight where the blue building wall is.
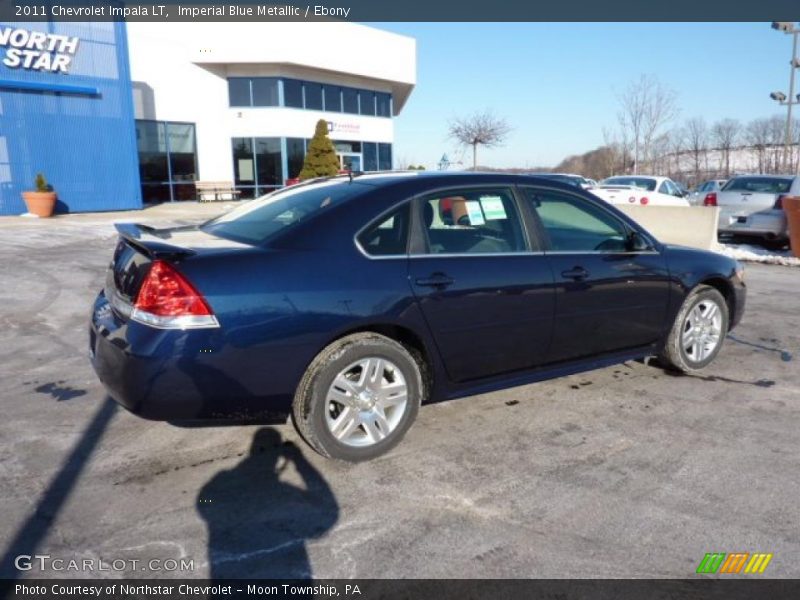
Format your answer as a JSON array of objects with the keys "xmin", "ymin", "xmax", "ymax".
[{"xmin": 0, "ymin": 21, "xmax": 141, "ymax": 215}]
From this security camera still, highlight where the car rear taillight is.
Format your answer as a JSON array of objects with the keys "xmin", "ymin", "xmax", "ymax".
[
  {"xmin": 774, "ymin": 194, "xmax": 787, "ymax": 210},
  {"xmin": 703, "ymin": 192, "xmax": 717, "ymax": 207},
  {"xmin": 132, "ymin": 260, "xmax": 218, "ymax": 329},
  {"xmin": 640, "ymin": 197, "xmax": 649, "ymax": 205}
]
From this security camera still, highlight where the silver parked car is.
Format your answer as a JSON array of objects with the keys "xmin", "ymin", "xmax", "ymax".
[
  {"xmin": 714, "ymin": 175, "xmax": 799, "ymax": 243},
  {"xmin": 689, "ymin": 179, "xmax": 727, "ymax": 206}
]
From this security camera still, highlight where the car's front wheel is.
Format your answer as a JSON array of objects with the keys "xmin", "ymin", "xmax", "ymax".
[
  {"xmin": 292, "ymin": 333, "xmax": 425, "ymax": 461},
  {"xmin": 660, "ymin": 284, "xmax": 729, "ymax": 373}
]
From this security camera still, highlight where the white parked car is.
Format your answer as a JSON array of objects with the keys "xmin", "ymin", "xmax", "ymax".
[
  {"xmin": 536, "ymin": 173, "xmax": 595, "ymax": 189},
  {"xmin": 713, "ymin": 174, "xmax": 799, "ymax": 244},
  {"xmin": 688, "ymin": 179, "xmax": 727, "ymax": 206},
  {"xmin": 592, "ymin": 176, "xmax": 690, "ymax": 207}
]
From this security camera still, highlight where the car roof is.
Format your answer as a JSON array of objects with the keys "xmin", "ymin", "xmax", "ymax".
[
  {"xmin": 301, "ymin": 170, "xmax": 587, "ymax": 190},
  {"xmin": 727, "ymin": 173, "xmax": 796, "ymax": 179}
]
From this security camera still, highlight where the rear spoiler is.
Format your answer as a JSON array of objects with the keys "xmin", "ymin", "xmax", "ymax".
[{"xmin": 114, "ymin": 223, "xmax": 196, "ymax": 260}]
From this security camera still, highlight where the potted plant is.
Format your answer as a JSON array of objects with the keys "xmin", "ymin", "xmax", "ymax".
[{"xmin": 22, "ymin": 173, "xmax": 57, "ymax": 218}]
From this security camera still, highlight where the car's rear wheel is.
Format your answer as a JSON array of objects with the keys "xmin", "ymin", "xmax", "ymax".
[
  {"xmin": 659, "ymin": 285, "xmax": 729, "ymax": 373},
  {"xmin": 292, "ymin": 333, "xmax": 424, "ymax": 461}
]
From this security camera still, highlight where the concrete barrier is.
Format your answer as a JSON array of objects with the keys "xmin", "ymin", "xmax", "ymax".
[{"xmin": 617, "ymin": 205, "xmax": 720, "ymax": 251}]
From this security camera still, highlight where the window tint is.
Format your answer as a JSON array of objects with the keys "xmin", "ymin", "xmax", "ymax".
[
  {"xmin": 324, "ymin": 85, "xmax": 341, "ymax": 112},
  {"xmin": 603, "ymin": 177, "xmax": 657, "ymax": 191},
  {"xmin": 525, "ymin": 189, "xmax": 629, "ymax": 252},
  {"xmin": 304, "ymin": 82, "xmax": 323, "ymax": 110},
  {"xmin": 201, "ymin": 181, "xmax": 361, "ymax": 245},
  {"xmin": 376, "ymin": 92, "xmax": 392, "ymax": 117},
  {"xmin": 251, "ymin": 78, "xmax": 279, "ymax": 106},
  {"xmin": 228, "ymin": 78, "xmax": 250, "ymax": 107},
  {"xmin": 722, "ymin": 177, "xmax": 793, "ymax": 194},
  {"xmin": 283, "ymin": 79, "xmax": 303, "ymax": 108},
  {"xmin": 342, "ymin": 87, "xmax": 359, "ymax": 114},
  {"xmin": 658, "ymin": 181, "xmax": 669, "ymax": 194},
  {"xmin": 419, "ymin": 188, "xmax": 526, "ymax": 255},
  {"xmin": 357, "ymin": 205, "xmax": 410, "ymax": 256},
  {"xmin": 359, "ymin": 90, "xmax": 376, "ymax": 116}
]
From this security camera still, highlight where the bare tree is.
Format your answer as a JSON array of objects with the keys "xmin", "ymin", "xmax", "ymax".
[
  {"xmin": 668, "ymin": 127, "xmax": 686, "ymax": 181},
  {"xmin": 684, "ymin": 117, "xmax": 708, "ymax": 184},
  {"xmin": 745, "ymin": 118, "xmax": 771, "ymax": 173},
  {"xmin": 617, "ymin": 75, "xmax": 679, "ymax": 173},
  {"xmin": 448, "ymin": 111, "xmax": 512, "ymax": 169},
  {"xmin": 712, "ymin": 119, "xmax": 741, "ymax": 177},
  {"xmin": 768, "ymin": 116, "xmax": 785, "ymax": 173}
]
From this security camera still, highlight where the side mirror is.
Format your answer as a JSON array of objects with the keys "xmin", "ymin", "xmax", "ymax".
[{"xmin": 627, "ymin": 230, "xmax": 652, "ymax": 252}]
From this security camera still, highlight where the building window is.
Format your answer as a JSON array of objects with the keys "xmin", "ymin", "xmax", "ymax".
[
  {"xmin": 359, "ymin": 90, "xmax": 376, "ymax": 116},
  {"xmin": 324, "ymin": 85, "xmax": 342, "ymax": 112},
  {"xmin": 283, "ymin": 79, "xmax": 303, "ymax": 108},
  {"xmin": 227, "ymin": 77, "xmax": 392, "ymax": 117},
  {"xmin": 378, "ymin": 143, "xmax": 392, "ymax": 170},
  {"xmin": 377, "ymin": 92, "xmax": 392, "ymax": 117},
  {"xmin": 251, "ymin": 77, "xmax": 279, "ymax": 107},
  {"xmin": 304, "ymin": 82, "xmax": 323, "ymax": 111},
  {"xmin": 232, "ymin": 137, "xmax": 283, "ymax": 198},
  {"xmin": 136, "ymin": 120, "xmax": 198, "ymax": 202},
  {"xmin": 255, "ymin": 138, "xmax": 282, "ymax": 190},
  {"xmin": 287, "ymin": 138, "xmax": 306, "ymax": 179},
  {"xmin": 362, "ymin": 142, "xmax": 378, "ymax": 172},
  {"xmin": 228, "ymin": 78, "xmax": 251, "ymax": 107},
  {"xmin": 342, "ymin": 87, "xmax": 359, "ymax": 114}
]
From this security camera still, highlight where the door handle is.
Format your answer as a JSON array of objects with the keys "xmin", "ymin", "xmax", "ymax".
[
  {"xmin": 415, "ymin": 273, "xmax": 455, "ymax": 288},
  {"xmin": 561, "ymin": 266, "xmax": 589, "ymax": 281}
]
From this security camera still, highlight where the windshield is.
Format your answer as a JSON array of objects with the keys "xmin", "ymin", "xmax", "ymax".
[
  {"xmin": 602, "ymin": 177, "xmax": 657, "ymax": 191},
  {"xmin": 721, "ymin": 177, "xmax": 793, "ymax": 194},
  {"xmin": 201, "ymin": 180, "xmax": 364, "ymax": 245}
]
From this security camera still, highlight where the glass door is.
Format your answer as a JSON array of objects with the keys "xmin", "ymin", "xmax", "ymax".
[{"xmin": 339, "ymin": 153, "xmax": 362, "ymax": 172}]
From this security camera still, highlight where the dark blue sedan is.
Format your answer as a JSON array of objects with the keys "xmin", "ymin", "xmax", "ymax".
[{"xmin": 90, "ymin": 173, "xmax": 746, "ymax": 461}]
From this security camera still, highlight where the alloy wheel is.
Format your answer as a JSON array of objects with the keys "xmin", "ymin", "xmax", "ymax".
[
  {"xmin": 325, "ymin": 357, "xmax": 409, "ymax": 447},
  {"xmin": 682, "ymin": 298, "xmax": 723, "ymax": 363}
]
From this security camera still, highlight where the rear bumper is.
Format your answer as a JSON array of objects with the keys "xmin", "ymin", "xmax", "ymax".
[
  {"xmin": 89, "ymin": 291, "xmax": 293, "ymax": 421},
  {"xmin": 718, "ymin": 209, "xmax": 787, "ymax": 238}
]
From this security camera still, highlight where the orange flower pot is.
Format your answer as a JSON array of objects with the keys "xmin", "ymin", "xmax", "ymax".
[
  {"xmin": 784, "ymin": 196, "xmax": 800, "ymax": 258},
  {"xmin": 21, "ymin": 191, "xmax": 57, "ymax": 218}
]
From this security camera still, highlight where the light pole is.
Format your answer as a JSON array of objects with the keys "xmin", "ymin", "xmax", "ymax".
[{"xmin": 771, "ymin": 22, "xmax": 800, "ymax": 174}]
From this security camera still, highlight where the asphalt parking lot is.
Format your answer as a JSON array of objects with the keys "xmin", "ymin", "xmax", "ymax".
[{"xmin": 1, "ymin": 205, "xmax": 798, "ymax": 579}]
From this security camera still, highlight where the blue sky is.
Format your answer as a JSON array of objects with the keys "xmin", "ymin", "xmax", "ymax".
[{"xmin": 373, "ymin": 23, "xmax": 794, "ymax": 169}]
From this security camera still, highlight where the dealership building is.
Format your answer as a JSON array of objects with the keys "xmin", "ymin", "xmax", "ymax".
[{"xmin": 0, "ymin": 21, "xmax": 416, "ymax": 214}]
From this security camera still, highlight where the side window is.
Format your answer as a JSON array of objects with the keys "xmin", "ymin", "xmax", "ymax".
[
  {"xmin": 524, "ymin": 189, "xmax": 629, "ymax": 252},
  {"xmin": 419, "ymin": 188, "xmax": 526, "ymax": 254},
  {"xmin": 658, "ymin": 181, "xmax": 669, "ymax": 194},
  {"xmin": 357, "ymin": 204, "xmax": 410, "ymax": 257}
]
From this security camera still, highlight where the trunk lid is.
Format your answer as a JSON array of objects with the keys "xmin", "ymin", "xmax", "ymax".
[{"xmin": 105, "ymin": 223, "xmax": 249, "ymax": 316}]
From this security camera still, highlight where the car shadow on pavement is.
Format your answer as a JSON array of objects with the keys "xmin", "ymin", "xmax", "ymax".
[
  {"xmin": 197, "ymin": 428, "xmax": 339, "ymax": 580},
  {"xmin": 0, "ymin": 397, "xmax": 118, "ymax": 579}
]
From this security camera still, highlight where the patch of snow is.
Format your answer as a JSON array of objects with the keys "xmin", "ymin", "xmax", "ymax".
[{"xmin": 716, "ymin": 243, "xmax": 800, "ymax": 267}]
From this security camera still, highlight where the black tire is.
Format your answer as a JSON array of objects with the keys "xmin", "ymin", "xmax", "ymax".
[
  {"xmin": 659, "ymin": 285, "xmax": 729, "ymax": 373},
  {"xmin": 292, "ymin": 332, "xmax": 425, "ymax": 462}
]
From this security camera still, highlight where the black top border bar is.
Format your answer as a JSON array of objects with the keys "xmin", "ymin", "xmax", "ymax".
[{"xmin": 0, "ymin": 0, "xmax": 799, "ymax": 22}]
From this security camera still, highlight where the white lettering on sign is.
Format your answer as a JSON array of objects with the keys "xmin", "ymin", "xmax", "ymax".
[{"xmin": 0, "ymin": 27, "xmax": 80, "ymax": 73}]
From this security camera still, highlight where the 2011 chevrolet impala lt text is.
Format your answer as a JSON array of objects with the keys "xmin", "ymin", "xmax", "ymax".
[{"xmin": 90, "ymin": 173, "xmax": 746, "ymax": 461}]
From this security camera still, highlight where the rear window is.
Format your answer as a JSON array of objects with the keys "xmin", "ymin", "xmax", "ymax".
[
  {"xmin": 201, "ymin": 181, "xmax": 362, "ymax": 245},
  {"xmin": 721, "ymin": 177, "xmax": 793, "ymax": 194},
  {"xmin": 603, "ymin": 177, "xmax": 657, "ymax": 191}
]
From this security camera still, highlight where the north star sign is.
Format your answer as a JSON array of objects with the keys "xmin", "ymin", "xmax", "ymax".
[{"xmin": 0, "ymin": 27, "xmax": 79, "ymax": 73}]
